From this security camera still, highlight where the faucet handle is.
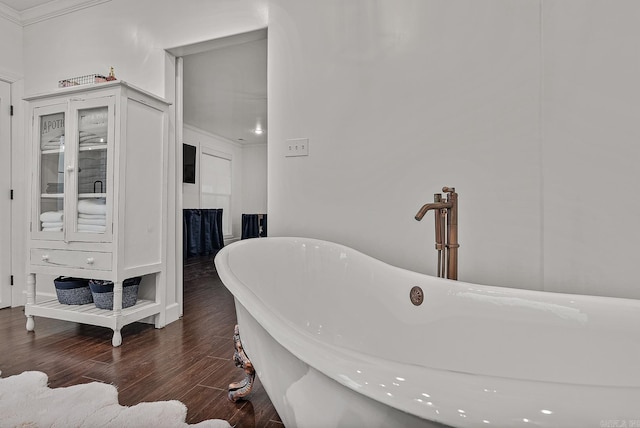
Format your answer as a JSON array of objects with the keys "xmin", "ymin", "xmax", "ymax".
[{"xmin": 442, "ymin": 186, "xmax": 455, "ymax": 193}]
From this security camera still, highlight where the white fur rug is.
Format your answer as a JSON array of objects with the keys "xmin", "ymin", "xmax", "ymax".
[{"xmin": 0, "ymin": 371, "xmax": 231, "ymax": 428}]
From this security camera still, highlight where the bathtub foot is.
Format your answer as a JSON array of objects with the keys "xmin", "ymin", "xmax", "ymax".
[{"xmin": 228, "ymin": 324, "xmax": 255, "ymax": 402}]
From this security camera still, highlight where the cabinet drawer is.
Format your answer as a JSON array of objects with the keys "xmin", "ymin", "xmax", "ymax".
[{"xmin": 31, "ymin": 249, "xmax": 112, "ymax": 271}]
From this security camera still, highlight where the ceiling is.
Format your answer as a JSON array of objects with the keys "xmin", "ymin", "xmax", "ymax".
[{"xmin": 181, "ymin": 31, "xmax": 268, "ymax": 145}]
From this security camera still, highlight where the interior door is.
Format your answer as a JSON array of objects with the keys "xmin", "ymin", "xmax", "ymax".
[{"xmin": 0, "ymin": 80, "xmax": 11, "ymax": 308}]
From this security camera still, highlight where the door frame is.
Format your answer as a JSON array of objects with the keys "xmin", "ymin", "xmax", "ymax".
[{"xmin": 0, "ymin": 79, "xmax": 12, "ymax": 308}]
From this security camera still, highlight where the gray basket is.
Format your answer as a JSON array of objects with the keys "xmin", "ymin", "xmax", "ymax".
[
  {"xmin": 89, "ymin": 278, "xmax": 140, "ymax": 310},
  {"xmin": 54, "ymin": 277, "xmax": 93, "ymax": 305}
]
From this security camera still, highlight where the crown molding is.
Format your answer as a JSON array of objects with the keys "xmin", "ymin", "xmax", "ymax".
[
  {"xmin": 0, "ymin": 2, "xmax": 21, "ymax": 25},
  {"xmin": 22, "ymin": 0, "xmax": 111, "ymax": 26},
  {"xmin": 0, "ymin": 0, "xmax": 111, "ymax": 27},
  {"xmin": 0, "ymin": 68, "xmax": 23, "ymax": 83}
]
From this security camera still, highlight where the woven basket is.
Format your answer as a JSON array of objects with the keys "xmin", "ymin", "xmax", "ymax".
[
  {"xmin": 89, "ymin": 277, "xmax": 141, "ymax": 310},
  {"xmin": 54, "ymin": 277, "xmax": 93, "ymax": 305}
]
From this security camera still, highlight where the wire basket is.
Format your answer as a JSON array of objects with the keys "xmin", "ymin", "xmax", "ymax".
[{"xmin": 58, "ymin": 74, "xmax": 108, "ymax": 88}]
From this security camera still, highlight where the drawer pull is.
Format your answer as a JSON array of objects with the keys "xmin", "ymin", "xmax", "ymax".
[
  {"xmin": 41, "ymin": 255, "xmax": 49, "ymax": 262},
  {"xmin": 86, "ymin": 257, "xmax": 95, "ymax": 265}
]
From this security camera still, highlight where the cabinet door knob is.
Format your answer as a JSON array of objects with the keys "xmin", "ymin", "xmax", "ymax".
[
  {"xmin": 66, "ymin": 165, "xmax": 74, "ymax": 172},
  {"xmin": 41, "ymin": 254, "xmax": 49, "ymax": 262},
  {"xmin": 86, "ymin": 257, "xmax": 95, "ymax": 265}
]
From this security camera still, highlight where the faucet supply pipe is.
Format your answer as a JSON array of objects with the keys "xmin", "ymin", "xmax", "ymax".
[
  {"xmin": 443, "ymin": 187, "xmax": 458, "ymax": 280},
  {"xmin": 415, "ymin": 187, "xmax": 459, "ymax": 280},
  {"xmin": 438, "ymin": 208, "xmax": 447, "ymax": 277},
  {"xmin": 433, "ymin": 194, "xmax": 444, "ymax": 277}
]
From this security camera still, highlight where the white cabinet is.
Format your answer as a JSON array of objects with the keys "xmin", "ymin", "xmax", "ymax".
[{"xmin": 24, "ymin": 81, "xmax": 170, "ymax": 346}]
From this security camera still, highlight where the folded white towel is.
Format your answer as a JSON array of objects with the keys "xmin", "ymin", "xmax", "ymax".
[
  {"xmin": 78, "ymin": 213, "xmax": 106, "ymax": 219},
  {"xmin": 40, "ymin": 211, "xmax": 64, "ymax": 222},
  {"xmin": 78, "ymin": 224, "xmax": 106, "ymax": 233},
  {"xmin": 42, "ymin": 227, "xmax": 63, "ymax": 232},
  {"xmin": 41, "ymin": 221, "xmax": 64, "ymax": 228},
  {"xmin": 77, "ymin": 199, "xmax": 107, "ymax": 215},
  {"xmin": 77, "ymin": 217, "xmax": 106, "ymax": 226},
  {"xmin": 41, "ymin": 136, "xmax": 64, "ymax": 150}
]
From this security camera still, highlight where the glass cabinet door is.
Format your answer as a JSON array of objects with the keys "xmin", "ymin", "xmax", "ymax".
[
  {"xmin": 32, "ymin": 96, "xmax": 114, "ymax": 243},
  {"xmin": 35, "ymin": 105, "xmax": 66, "ymax": 237},
  {"xmin": 66, "ymin": 97, "xmax": 114, "ymax": 242}
]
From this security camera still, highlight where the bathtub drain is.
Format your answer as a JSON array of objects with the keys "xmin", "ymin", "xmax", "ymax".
[{"xmin": 410, "ymin": 286, "xmax": 424, "ymax": 306}]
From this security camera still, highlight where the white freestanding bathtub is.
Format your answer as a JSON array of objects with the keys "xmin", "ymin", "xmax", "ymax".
[{"xmin": 214, "ymin": 237, "xmax": 640, "ymax": 428}]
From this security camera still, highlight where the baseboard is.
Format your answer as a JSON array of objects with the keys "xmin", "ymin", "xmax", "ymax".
[
  {"xmin": 224, "ymin": 236, "xmax": 240, "ymax": 246},
  {"xmin": 165, "ymin": 302, "xmax": 182, "ymax": 325}
]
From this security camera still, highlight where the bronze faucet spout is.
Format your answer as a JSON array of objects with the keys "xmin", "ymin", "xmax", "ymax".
[{"xmin": 415, "ymin": 202, "xmax": 452, "ymax": 221}]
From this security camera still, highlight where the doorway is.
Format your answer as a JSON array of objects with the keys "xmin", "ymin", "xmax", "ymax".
[
  {"xmin": 0, "ymin": 80, "xmax": 11, "ymax": 308},
  {"xmin": 168, "ymin": 29, "xmax": 268, "ymax": 303}
]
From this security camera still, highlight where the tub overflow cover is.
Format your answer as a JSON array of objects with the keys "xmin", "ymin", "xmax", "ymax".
[{"xmin": 410, "ymin": 286, "xmax": 424, "ymax": 306}]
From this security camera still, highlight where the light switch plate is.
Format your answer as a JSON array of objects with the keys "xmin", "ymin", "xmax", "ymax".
[{"xmin": 285, "ymin": 138, "xmax": 309, "ymax": 157}]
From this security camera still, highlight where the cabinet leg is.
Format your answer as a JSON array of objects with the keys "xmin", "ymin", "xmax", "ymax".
[
  {"xmin": 112, "ymin": 329, "xmax": 122, "ymax": 347},
  {"xmin": 112, "ymin": 281, "xmax": 123, "ymax": 347},
  {"xmin": 26, "ymin": 316, "xmax": 35, "ymax": 331},
  {"xmin": 25, "ymin": 273, "xmax": 36, "ymax": 332}
]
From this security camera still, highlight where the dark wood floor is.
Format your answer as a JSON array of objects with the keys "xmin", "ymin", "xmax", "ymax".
[{"xmin": 0, "ymin": 256, "xmax": 282, "ymax": 427}]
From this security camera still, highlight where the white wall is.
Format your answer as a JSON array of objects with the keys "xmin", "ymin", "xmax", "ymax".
[
  {"xmin": 542, "ymin": 1, "xmax": 640, "ymax": 299},
  {"xmin": 0, "ymin": 14, "xmax": 22, "ymax": 81},
  {"xmin": 14, "ymin": 0, "xmax": 267, "ymax": 308},
  {"xmin": 268, "ymin": 0, "xmax": 640, "ymax": 300},
  {"xmin": 22, "ymin": 0, "xmax": 268, "ymax": 97},
  {"xmin": 268, "ymin": 0, "xmax": 543, "ymax": 290},
  {"xmin": 14, "ymin": 0, "xmax": 640, "ymax": 301}
]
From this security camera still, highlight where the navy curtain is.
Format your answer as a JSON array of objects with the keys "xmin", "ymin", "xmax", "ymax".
[
  {"xmin": 183, "ymin": 209, "xmax": 224, "ymax": 258},
  {"xmin": 242, "ymin": 214, "xmax": 267, "ymax": 239}
]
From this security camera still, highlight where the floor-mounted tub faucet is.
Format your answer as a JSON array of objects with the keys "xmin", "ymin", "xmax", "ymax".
[{"xmin": 415, "ymin": 187, "xmax": 459, "ymax": 280}]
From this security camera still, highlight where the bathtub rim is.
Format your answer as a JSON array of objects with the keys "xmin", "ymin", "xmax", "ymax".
[{"xmin": 214, "ymin": 236, "xmax": 640, "ymax": 427}]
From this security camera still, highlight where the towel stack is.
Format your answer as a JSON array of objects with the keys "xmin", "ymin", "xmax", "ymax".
[
  {"xmin": 79, "ymin": 109, "xmax": 107, "ymax": 148},
  {"xmin": 41, "ymin": 135, "xmax": 65, "ymax": 151},
  {"xmin": 77, "ymin": 199, "xmax": 107, "ymax": 233},
  {"xmin": 45, "ymin": 183, "xmax": 64, "ymax": 194},
  {"xmin": 79, "ymin": 130, "xmax": 107, "ymax": 147},
  {"xmin": 40, "ymin": 211, "xmax": 63, "ymax": 232}
]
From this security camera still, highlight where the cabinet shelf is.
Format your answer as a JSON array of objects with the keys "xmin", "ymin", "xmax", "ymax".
[
  {"xmin": 41, "ymin": 193, "xmax": 106, "ymax": 198},
  {"xmin": 41, "ymin": 148, "xmax": 64, "ymax": 155},
  {"xmin": 26, "ymin": 298, "xmax": 161, "ymax": 329},
  {"xmin": 79, "ymin": 144, "xmax": 107, "ymax": 152},
  {"xmin": 78, "ymin": 193, "xmax": 107, "ymax": 198},
  {"xmin": 41, "ymin": 144, "xmax": 107, "ymax": 155}
]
